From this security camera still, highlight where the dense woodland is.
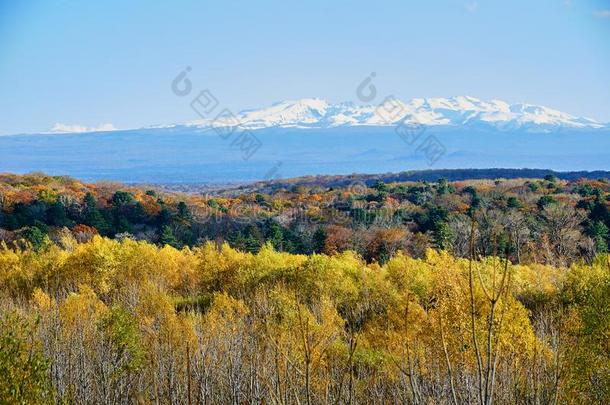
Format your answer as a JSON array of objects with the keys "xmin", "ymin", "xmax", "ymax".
[
  {"xmin": 1, "ymin": 172, "xmax": 610, "ymax": 404},
  {"xmin": 1, "ymin": 172, "xmax": 609, "ymax": 266},
  {"xmin": 2, "ymin": 234, "xmax": 610, "ymax": 403}
]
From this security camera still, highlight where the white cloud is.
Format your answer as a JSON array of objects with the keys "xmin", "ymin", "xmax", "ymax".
[
  {"xmin": 594, "ymin": 10, "xmax": 610, "ymax": 18},
  {"xmin": 464, "ymin": 1, "xmax": 478, "ymax": 13},
  {"xmin": 51, "ymin": 123, "xmax": 116, "ymax": 133}
]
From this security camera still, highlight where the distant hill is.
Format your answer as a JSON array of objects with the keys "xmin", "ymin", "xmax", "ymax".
[{"xmin": 146, "ymin": 168, "xmax": 610, "ymax": 195}]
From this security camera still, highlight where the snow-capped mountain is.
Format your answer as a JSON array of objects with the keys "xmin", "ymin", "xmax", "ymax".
[
  {"xmin": 191, "ymin": 96, "xmax": 606, "ymax": 132},
  {"xmin": 7, "ymin": 95, "xmax": 610, "ymax": 183}
]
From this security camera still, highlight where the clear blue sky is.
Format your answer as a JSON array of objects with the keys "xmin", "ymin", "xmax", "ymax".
[{"xmin": 0, "ymin": 0, "xmax": 609, "ymax": 135}]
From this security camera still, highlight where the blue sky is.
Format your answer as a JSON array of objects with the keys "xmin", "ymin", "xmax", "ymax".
[{"xmin": 0, "ymin": 0, "xmax": 609, "ymax": 135}]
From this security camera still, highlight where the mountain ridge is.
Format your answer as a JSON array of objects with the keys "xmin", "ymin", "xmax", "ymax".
[
  {"xmin": 183, "ymin": 95, "xmax": 607, "ymax": 133},
  {"xmin": 31, "ymin": 96, "xmax": 609, "ymax": 136}
]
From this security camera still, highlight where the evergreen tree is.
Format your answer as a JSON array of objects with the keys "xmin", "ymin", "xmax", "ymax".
[
  {"xmin": 157, "ymin": 207, "xmax": 172, "ymax": 227},
  {"xmin": 111, "ymin": 191, "xmax": 135, "ymax": 207},
  {"xmin": 46, "ymin": 201, "xmax": 72, "ymax": 227},
  {"xmin": 177, "ymin": 201, "xmax": 191, "ymax": 220},
  {"xmin": 82, "ymin": 192, "xmax": 111, "ymax": 235},
  {"xmin": 159, "ymin": 225, "xmax": 180, "ymax": 248},
  {"xmin": 23, "ymin": 226, "xmax": 46, "ymax": 251},
  {"xmin": 264, "ymin": 220, "xmax": 284, "ymax": 251},
  {"xmin": 587, "ymin": 220, "xmax": 609, "ymax": 253},
  {"xmin": 312, "ymin": 227, "xmax": 327, "ymax": 253}
]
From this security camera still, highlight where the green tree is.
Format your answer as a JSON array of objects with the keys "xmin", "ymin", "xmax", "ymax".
[
  {"xmin": 587, "ymin": 220, "xmax": 609, "ymax": 253},
  {"xmin": 46, "ymin": 201, "xmax": 73, "ymax": 227},
  {"xmin": 507, "ymin": 196, "xmax": 521, "ymax": 209},
  {"xmin": 83, "ymin": 193, "xmax": 111, "ymax": 234},
  {"xmin": 156, "ymin": 207, "xmax": 172, "ymax": 227},
  {"xmin": 437, "ymin": 178, "xmax": 451, "ymax": 194},
  {"xmin": 544, "ymin": 174, "xmax": 557, "ymax": 183},
  {"xmin": 312, "ymin": 227, "xmax": 327, "ymax": 253},
  {"xmin": 83, "ymin": 192, "xmax": 97, "ymax": 210},
  {"xmin": 432, "ymin": 221, "xmax": 453, "ymax": 250},
  {"xmin": 537, "ymin": 195, "xmax": 557, "ymax": 209},
  {"xmin": 264, "ymin": 219, "xmax": 285, "ymax": 250},
  {"xmin": 372, "ymin": 181, "xmax": 387, "ymax": 193},
  {"xmin": 24, "ymin": 226, "xmax": 47, "ymax": 251},
  {"xmin": 177, "ymin": 201, "xmax": 191, "ymax": 220},
  {"xmin": 111, "ymin": 191, "xmax": 135, "ymax": 207},
  {"xmin": 159, "ymin": 225, "xmax": 180, "ymax": 248}
]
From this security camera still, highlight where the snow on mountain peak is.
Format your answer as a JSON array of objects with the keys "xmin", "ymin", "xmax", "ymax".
[
  {"xmin": 237, "ymin": 98, "xmax": 329, "ymax": 128},
  {"xmin": 196, "ymin": 96, "xmax": 606, "ymax": 131}
]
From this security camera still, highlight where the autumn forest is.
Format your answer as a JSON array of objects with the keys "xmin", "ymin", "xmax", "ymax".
[{"xmin": 1, "ymin": 172, "xmax": 609, "ymax": 404}]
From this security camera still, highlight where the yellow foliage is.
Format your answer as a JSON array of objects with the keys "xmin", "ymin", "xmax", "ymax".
[
  {"xmin": 0, "ymin": 237, "xmax": 606, "ymax": 403},
  {"xmin": 31, "ymin": 288, "xmax": 55, "ymax": 311},
  {"xmin": 60, "ymin": 285, "xmax": 109, "ymax": 337}
]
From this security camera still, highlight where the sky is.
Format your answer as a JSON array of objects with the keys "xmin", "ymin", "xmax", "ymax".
[{"xmin": 0, "ymin": 0, "xmax": 609, "ymax": 135}]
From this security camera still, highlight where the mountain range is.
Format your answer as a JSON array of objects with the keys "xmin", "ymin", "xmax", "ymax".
[
  {"xmin": 180, "ymin": 96, "xmax": 607, "ymax": 133},
  {"xmin": 2, "ymin": 96, "xmax": 609, "ymax": 184}
]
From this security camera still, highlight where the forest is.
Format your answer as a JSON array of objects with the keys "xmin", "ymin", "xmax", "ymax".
[
  {"xmin": 0, "ymin": 172, "xmax": 609, "ymax": 404},
  {"xmin": 1, "ymin": 172, "xmax": 609, "ymax": 267}
]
